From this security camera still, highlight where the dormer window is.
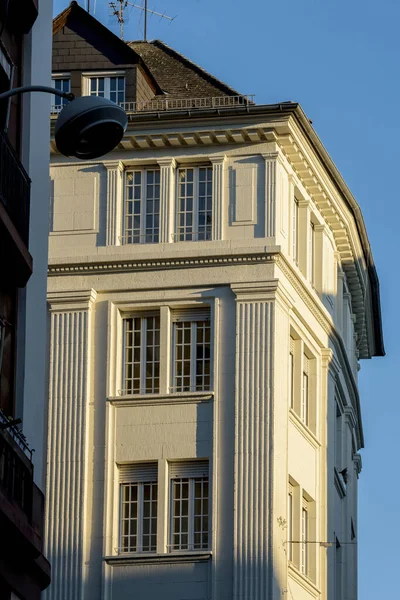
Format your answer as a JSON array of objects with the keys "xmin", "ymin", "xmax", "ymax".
[{"xmin": 86, "ymin": 73, "xmax": 125, "ymax": 104}]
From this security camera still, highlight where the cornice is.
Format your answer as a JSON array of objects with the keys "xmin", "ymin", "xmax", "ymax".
[
  {"xmin": 104, "ymin": 551, "xmax": 212, "ymax": 566},
  {"xmin": 48, "ymin": 251, "xmax": 276, "ymax": 275},
  {"xmin": 107, "ymin": 392, "xmax": 213, "ymax": 407}
]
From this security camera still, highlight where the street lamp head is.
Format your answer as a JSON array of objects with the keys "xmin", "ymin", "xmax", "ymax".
[{"xmin": 55, "ymin": 95, "xmax": 128, "ymax": 159}]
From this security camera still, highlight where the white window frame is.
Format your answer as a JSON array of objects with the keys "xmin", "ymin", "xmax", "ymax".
[
  {"xmin": 289, "ymin": 337, "xmax": 295, "ymax": 410},
  {"xmin": 288, "ymin": 483, "xmax": 293, "ymax": 562},
  {"xmin": 83, "ymin": 71, "xmax": 125, "ymax": 104},
  {"xmin": 122, "ymin": 313, "xmax": 160, "ymax": 395},
  {"xmin": 171, "ymin": 308, "xmax": 211, "ymax": 393},
  {"xmin": 119, "ymin": 463, "xmax": 158, "ymax": 554},
  {"xmin": 176, "ymin": 166, "xmax": 213, "ymax": 242},
  {"xmin": 301, "ymin": 499, "xmax": 309, "ymax": 576},
  {"xmin": 309, "ymin": 220, "xmax": 315, "ymax": 286},
  {"xmin": 301, "ymin": 360, "xmax": 309, "ymax": 427},
  {"xmin": 169, "ymin": 461, "xmax": 209, "ymax": 552},
  {"xmin": 51, "ymin": 73, "xmax": 71, "ymax": 112},
  {"xmin": 123, "ymin": 168, "xmax": 160, "ymax": 244},
  {"xmin": 292, "ymin": 196, "xmax": 299, "ymax": 264}
]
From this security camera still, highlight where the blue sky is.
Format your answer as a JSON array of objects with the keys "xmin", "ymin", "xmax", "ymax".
[{"xmin": 54, "ymin": 1, "xmax": 397, "ymax": 596}]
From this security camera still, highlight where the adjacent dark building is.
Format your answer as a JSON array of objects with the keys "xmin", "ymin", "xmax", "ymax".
[{"xmin": 0, "ymin": 1, "xmax": 51, "ymax": 598}]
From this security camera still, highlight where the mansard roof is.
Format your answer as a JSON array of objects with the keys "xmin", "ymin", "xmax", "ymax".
[{"xmin": 128, "ymin": 40, "xmax": 240, "ymax": 99}]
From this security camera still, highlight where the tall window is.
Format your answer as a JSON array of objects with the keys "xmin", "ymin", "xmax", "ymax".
[
  {"xmin": 123, "ymin": 314, "xmax": 160, "ymax": 394},
  {"xmin": 119, "ymin": 463, "xmax": 158, "ymax": 553},
  {"xmin": 288, "ymin": 484, "xmax": 293, "ymax": 561},
  {"xmin": 309, "ymin": 221, "xmax": 315, "ymax": 286},
  {"xmin": 301, "ymin": 356, "xmax": 309, "ymax": 426},
  {"xmin": 88, "ymin": 75, "xmax": 125, "ymax": 104},
  {"xmin": 289, "ymin": 337, "xmax": 295, "ymax": 409},
  {"xmin": 177, "ymin": 167, "xmax": 212, "ymax": 241},
  {"xmin": 51, "ymin": 76, "xmax": 70, "ymax": 111},
  {"xmin": 172, "ymin": 308, "xmax": 211, "ymax": 392},
  {"xmin": 124, "ymin": 170, "xmax": 160, "ymax": 244},
  {"xmin": 301, "ymin": 500, "xmax": 309, "ymax": 576},
  {"xmin": 292, "ymin": 197, "xmax": 299, "ymax": 264},
  {"xmin": 169, "ymin": 461, "xmax": 209, "ymax": 551}
]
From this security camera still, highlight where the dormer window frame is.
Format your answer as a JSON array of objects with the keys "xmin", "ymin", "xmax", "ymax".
[{"xmin": 83, "ymin": 70, "xmax": 126, "ymax": 105}]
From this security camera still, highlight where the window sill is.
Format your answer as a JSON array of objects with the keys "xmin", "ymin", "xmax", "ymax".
[
  {"xmin": 104, "ymin": 551, "xmax": 212, "ymax": 566},
  {"xmin": 288, "ymin": 563, "xmax": 320, "ymax": 596},
  {"xmin": 108, "ymin": 391, "xmax": 214, "ymax": 407},
  {"xmin": 289, "ymin": 409, "xmax": 321, "ymax": 449}
]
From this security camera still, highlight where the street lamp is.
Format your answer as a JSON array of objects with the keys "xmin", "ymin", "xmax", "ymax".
[{"xmin": 0, "ymin": 86, "xmax": 128, "ymax": 159}]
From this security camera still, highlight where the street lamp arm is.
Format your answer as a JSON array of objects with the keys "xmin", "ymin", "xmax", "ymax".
[{"xmin": 0, "ymin": 86, "xmax": 75, "ymax": 102}]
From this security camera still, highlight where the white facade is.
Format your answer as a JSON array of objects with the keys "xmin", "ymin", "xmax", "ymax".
[{"xmin": 45, "ymin": 105, "xmax": 382, "ymax": 600}]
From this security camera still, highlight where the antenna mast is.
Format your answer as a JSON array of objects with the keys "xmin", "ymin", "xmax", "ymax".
[{"xmin": 109, "ymin": 0, "xmax": 175, "ymax": 41}]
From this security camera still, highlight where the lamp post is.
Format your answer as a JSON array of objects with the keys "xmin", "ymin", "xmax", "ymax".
[{"xmin": 0, "ymin": 86, "xmax": 128, "ymax": 159}]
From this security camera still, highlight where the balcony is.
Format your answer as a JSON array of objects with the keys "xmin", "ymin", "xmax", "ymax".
[
  {"xmin": 0, "ymin": 409, "xmax": 51, "ymax": 593},
  {"xmin": 0, "ymin": 130, "xmax": 31, "ymax": 246}
]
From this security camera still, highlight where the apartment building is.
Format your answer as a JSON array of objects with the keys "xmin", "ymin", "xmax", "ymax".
[
  {"xmin": 45, "ymin": 3, "xmax": 384, "ymax": 599},
  {"xmin": 0, "ymin": 0, "xmax": 52, "ymax": 598}
]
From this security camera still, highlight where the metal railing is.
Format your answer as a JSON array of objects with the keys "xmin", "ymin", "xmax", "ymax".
[
  {"xmin": 50, "ymin": 94, "xmax": 255, "ymax": 116},
  {"xmin": 0, "ymin": 131, "xmax": 31, "ymax": 245},
  {"xmin": 0, "ymin": 411, "xmax": 34, "ymax": 519},
  {"xmin": 0, "ymin": 408, "xmax": 33, "ymax": 460},
  {"xmin": 120, "ymin": 94, "xmax": 255, "ymax": 114}
]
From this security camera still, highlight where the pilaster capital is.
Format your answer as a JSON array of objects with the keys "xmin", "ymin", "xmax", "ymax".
[
  {"xmin": 321, "ymin": 348, "xmax": 341, "ymax": 375},
  {"xmin": 353, "ymin": 452, "xmax": 362, "ymax": 476},
  {"xmin": 344, "ymin": 405, "xmax": 357, "ymax": 429},
  {"xmin": 231, "ymin": 280, "xmax": 279, "ymax": 302},
  {"xmin": 48, "ymin": 289, "xmax": 97, "ymax": 312},
  {"xmin": 104, "ymin": 160, "xmax": 124, "ymax": 172},
  {"xmin": 157, "ymin": 157, "xmax": 176, "ymax": 169},
  {"xmin": 209, "ymin": 154, "xmax": 227, "ymax": 165}
]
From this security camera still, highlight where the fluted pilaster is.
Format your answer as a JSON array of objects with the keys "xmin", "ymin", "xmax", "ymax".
[
  {"xmin": 45, "ymin": 290, "xmax": 97, "ymax": 600},
  {"xmin": 157, "ymin": 158, "xmax": 176, "ymax": 242},
  {"xmin": 231, "ymin": 283, "xmax": 276, "ymax": 600},
  {"xmin": 211, "ymin": 155, "xmax": 226, "ymax": 240},
  {"xmin": 106, "ymin": 163, "xmax": 123, "ymax": 245}
]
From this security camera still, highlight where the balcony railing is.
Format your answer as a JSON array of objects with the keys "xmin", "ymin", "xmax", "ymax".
[
  {"xmin": 0, "ymin": 131, "xmax": 31, "ymax": 245},
  {"xmin": 0, "ymin": 410, "xmax": 34, "ymax": 519},
  {"xmin": 120, "ymin": 94, "xmax": 255, "ymax": 114},
  {"xmin": 51, "ymin": 94, "xmax": 255, "ymax": 116}
]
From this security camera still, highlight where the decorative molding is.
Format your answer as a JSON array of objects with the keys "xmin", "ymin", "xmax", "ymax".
[
  {"xmin": 353, "ymin": 452, "xmax": 362, "ymax": 476},
  {"xmin": 47, "ymin": 289, "xmax": 97, "ymax": 312},
  {"xmin": 210, "ymin": 155, "xmax": 226, "ymax": 240},
  {"xmin": 104, "ymin": 551, "xmax": 212, "ymax": 566},
  {"xmin": 263, "ymin": 152, "xmax": 278, "ymax": 237},
  {"xmin": 106, "ymin": 163, "xmax": 123, "ymax": 246},
  {"xmin": 157, "ymin": 158, "xmax": 176, "ymax": 243},
  {"xmin": 233, "ymin": 300, "xmax": 274, "ymax": 599},
  {"xmin": 231, "ymin": 279, "xmax": 279, "ymax": 301},
  {"xmin": 288, "ymin": 564, "xmax": 321, "ymax": 597},
  {"xmin": 107, "ymin": 391, "xmax": 213, "ymax": 407},
  {"xmin": 289, "ymin": 409, "xmax": 321, "ymax": 449},
  {"xmin": 48, "ymin": 252, "xmax": 276, "ymax": 275}
]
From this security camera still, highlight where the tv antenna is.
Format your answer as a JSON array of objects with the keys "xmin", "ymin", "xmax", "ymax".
[{"xmin": 109, "ymin": 0, "xmax": 176, "ymax": 41}]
